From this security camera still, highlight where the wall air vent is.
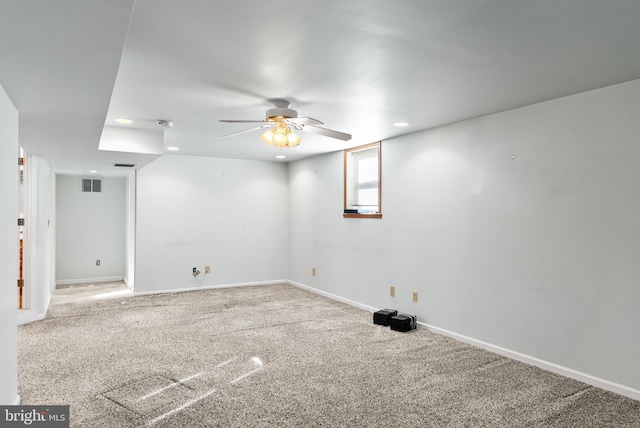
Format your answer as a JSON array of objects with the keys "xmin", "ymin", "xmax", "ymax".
[
  {"xmin": 82, "ymin": 178, "xmax": 102, "ymax": 193},
  {"xmin": 113, "ymin": 163, "xmax": 136, "ymax": 168}
]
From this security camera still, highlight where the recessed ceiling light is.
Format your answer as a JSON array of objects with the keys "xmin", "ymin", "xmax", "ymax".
[
  {"xmin": 89, "ymin": 170, "xmax": 98, "ymax": 173},
  {"xmin": 115, "ymin": 118, "xmax": 133, "ymax": 124},
  {"xmin": 166, "ymin": 146, "xmax": 180, "ymax": 151},
  {"xmin": 393, "ymin": 122, "xmax": 410, "ymax": 127},
  {"xmin": 276, "ymin": 155, "xmax": 286, "ymax": 159}
]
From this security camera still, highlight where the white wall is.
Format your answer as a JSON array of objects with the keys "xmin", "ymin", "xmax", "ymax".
[
  {"xmin": 288, "ymin": 79, "xmax": 640, "ymax": 394},
  {"xmin": 55, "ymin": 175, "xmax": 126, "ymax": 283},
  {"xmin": 0, "ymin": 83, "xmax": 19, "ymax": 404},
  {"xmin": 124, "ymin": 171, "xmax": 136, "ymax": 289},
  {"xmin": 135, "ymin": 155, "xmax": 288, "ymax": 292},
  {"xmin": 23, "ymin": 156, "xmax": 54, "ymax": 320}
]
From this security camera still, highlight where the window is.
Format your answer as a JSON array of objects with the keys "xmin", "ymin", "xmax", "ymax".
[{"xmin": 344, "ymin": 142, "xmax": 382, "ymax": 218}]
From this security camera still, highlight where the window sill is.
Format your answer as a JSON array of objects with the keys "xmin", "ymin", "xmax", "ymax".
[{"xmin": 343, "ymin": 213, "xmax": 382, "ymax": 219}]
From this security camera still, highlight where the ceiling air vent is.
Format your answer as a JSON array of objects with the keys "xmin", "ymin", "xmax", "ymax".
[
  {"xmin": 82, "ymin": 178, "xmax": 102, "ymax": 193},
  {"xmin": 114, "ymin": 163, "xmax": 136, "ymax": 168}
]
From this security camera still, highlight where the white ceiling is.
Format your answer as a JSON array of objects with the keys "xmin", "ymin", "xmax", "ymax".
[{"xmin": 2, "ymin": 1, "xmax": 640, "ymax": 176}]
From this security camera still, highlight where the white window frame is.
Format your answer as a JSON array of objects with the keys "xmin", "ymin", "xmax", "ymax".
[{"xmin": 343, "ymin": 142, "xmax": 382, "ymax": 218}]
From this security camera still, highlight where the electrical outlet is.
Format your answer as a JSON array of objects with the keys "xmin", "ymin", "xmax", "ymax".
[
  {"xmin": 412, "ymin": 291, "xmax": 418, "ymax": 302},
  {"xmin": 390, "ymin": 285, "xmax": 395, "ymax": 297},
  {"xmin": 205, "ymin": 265, "xmax": 211, "ymax": 274},
  {"xmin": 312, "ymin": 267, "xmax": 316, "ymax": 276}
]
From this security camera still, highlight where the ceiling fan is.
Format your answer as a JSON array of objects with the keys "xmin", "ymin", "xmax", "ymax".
[{"xmin": 219, "ymin": 99, "xmax": 351, "ymax": 148}]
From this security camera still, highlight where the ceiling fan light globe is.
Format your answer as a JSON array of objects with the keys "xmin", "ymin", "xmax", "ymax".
[
  {"xmin": 273, "ymin": 132, "xmax": 289, "ymax": 148},
  {"xmin": 271, "ymin": 120, "xmax": 290, "ymax": 147},
  {"xmin": 260, "ymin": 128, "xmax": 275, "ymax": 145},
  {"xmin": 287, "ymin": 131, "xmax": 301, "ymax": 147}
]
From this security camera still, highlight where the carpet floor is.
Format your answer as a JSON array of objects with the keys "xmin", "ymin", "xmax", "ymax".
[
  {"xmin": 51, "ymin": 281, "xmax": 132, "ymax": 305},
  {"xmin": 18, "ymin": 283, "xmax": 640, "ymax": 427}
]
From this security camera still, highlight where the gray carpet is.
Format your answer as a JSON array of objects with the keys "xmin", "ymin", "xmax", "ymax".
[{"xmin": 18, "ymin": 283, "xmax": 640, "ymax": 427}]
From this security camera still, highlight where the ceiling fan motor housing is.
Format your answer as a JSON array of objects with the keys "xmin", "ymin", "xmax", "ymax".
[{"xmin": 265, "ymin": 107, "xmax": 298, "ymax": 120}]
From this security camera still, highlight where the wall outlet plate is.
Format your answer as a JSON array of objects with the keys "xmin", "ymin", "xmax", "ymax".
[
  {"xmin": 205, "ymin": 266, "xmax": 211, "ymax": 274},
  {"xmin": 390, "ymin": 285, "xmax": 395, "ymax": 297},
  {"xmin": 412, "ymin": 291, "xmax": 418, "ymax": 302}
]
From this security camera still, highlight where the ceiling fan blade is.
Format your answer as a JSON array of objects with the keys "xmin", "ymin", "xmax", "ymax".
[
  {"xmin": 221, "ymin": 124, "xmax": 272, "ymax": 138},
  {"xmin": 219, "ymin": 119, "xmax": 269, "ymax": 123},
  {"xmin": 287, "ymin": 117, "xmax": 324, "ymax": 125},
  {"xmin": 301, "ymin": 124, "xmax": 352, "ymax": 141}
]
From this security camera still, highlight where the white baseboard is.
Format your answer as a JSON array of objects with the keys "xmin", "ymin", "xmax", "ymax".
[
  {"xmin": 133, "ymin": 279, "xmax": 287, "ymax": 296},
  {"xmin": 288, "ymin": 280, "xmax": 640, "ymax": 402},
  {"xmin": 421, "ymin": 322, "xmax": 640, "ymax": 402},
  {"xmin": 56, "ymin": 276, "xmax": 124, "ymax": 286},
  {"xmin": 17, "ymin": 309, "xmax": 46, "ymax": 326},
  {"xmin": 288, "ymin": 280, "xmax": 378, "ymax": 312}
]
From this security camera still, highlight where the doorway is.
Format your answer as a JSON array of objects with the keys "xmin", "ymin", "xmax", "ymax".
[{"xmin": 18, "ymin": 147, "xmax": 26, "ymax": 309}]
